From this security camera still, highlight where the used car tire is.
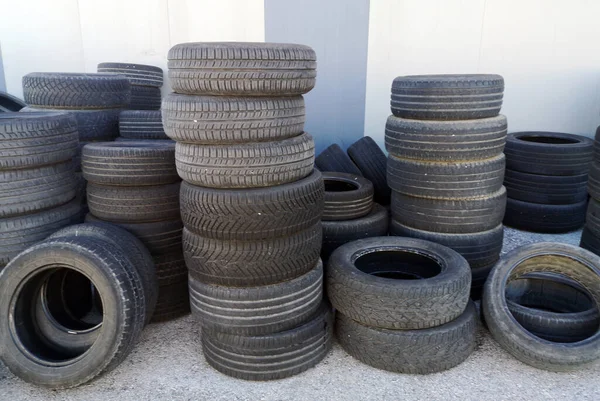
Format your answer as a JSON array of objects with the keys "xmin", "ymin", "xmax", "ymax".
[
  {"xmin": 151, "ymin": 280, "xmax": 190, "ymax": 323},
  {"xmin": 315, "ymin": 144, "xmax": 362, "ymax": 176},
  {"xmin": 347, "ymin": 136, "xmax": 391, "ymax": 205},
  {"xmin": 129, "ymin": 86, "xmax": 161, "ymax": 110},
  {"xmin": 580, "ymin": 227, "xmax": 600, "ymax": 256},
  {"xmin": 322, "ymin": 172, "xmax": 373, "ymax": 221},
  {"xmin": 504, "ymin": 169, "xmax": 588, "ymax": 205},
  {"xmin": 503, "ymin": 197, "xmax": 586, "ymax": 233},
  {"xmin": 119, "ymin": 110, "xmax": 168, "ymax": 140},
  {"xmin": 586, "ymin": 161, "xmax": 600, "ymax": 200},
  {"xmin": 586, "ymin": 198, "xmax": 600, "ymax": 238},
  {"xmin": 97, "ymin": 62, "xmax": 163, "ymax": 87}
]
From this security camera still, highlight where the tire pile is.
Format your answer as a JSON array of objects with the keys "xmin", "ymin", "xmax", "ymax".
[
  {"xmin": 385, "ymin": 74, "xmax": 507, "ymax": 299},
  {"xmin": 581, "ymin": 126, "xmax": 600, "ymax": 253},
  {"xmin": 162, "ymin": 42, "xmax": 332, "ymax": 380},
  {"xmin": 118, "ymin": 110, "xmax": 170, "ymax": 141},
  {"xmin": 0, "ymin": 112, "xmax": 82, "ymax": 269},
  {"xmin": 98, "ymin": 62, "xmax": 163, "ymax": 110},
  {"xmin": 503, "ymin": 131, "xmax": 593, "ymax": 233}
]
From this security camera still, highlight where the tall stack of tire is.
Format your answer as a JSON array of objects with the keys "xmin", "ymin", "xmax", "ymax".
[
  {"xmin": 386, "ymin": 74, "xmax": 507, "ymax": 299},
  {"xmin": 580, "ymin": 126, "xmax": 600, "ymax": 254},
  {"xmin": 0, "ymin": 112, "xmax": 82, "ymax": 269},
  {"xmin": 503, "ymin": 131, "xmax": 593, "ymax": 233},
  {"xmin": 81, "ymin": 141, "xmax": 189, "ymax": 322},
  {"xmin": 162, "ymin": 42, "xmax": 332, "ymax": 380}
]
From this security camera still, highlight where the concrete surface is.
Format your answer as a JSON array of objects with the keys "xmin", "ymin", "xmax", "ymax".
[{"xmin": 1, "ymin": 227, "xmax": 599, "ymax": 401}]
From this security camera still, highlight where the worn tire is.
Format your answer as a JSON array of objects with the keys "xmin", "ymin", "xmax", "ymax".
[
  {"xmin": 347, "ymin": 136, "xmax": 390, "ymax": 205},
  {"xmin": 322, "ymin": 172, "xmax": 373, "ymax": 220},
  {"xmin": 579, "ymin": 227, "xmax": 600, "ymax": 256},
  {"xmin": 129, "ymin": 86, "xmax": 161, "ymax": 110},
  {"xmin": 586, "ymin": 161, "xmax": 600, "ymax": 200},
  {"xmin": 119, "ymin": 110, "xmax": 168, "ymax": 140},
  {"xmin": 97, "ymin": 62, "xmax": 163, "ymax": 88},
  {"xmin": 585, "ymin": 198, "xmax": 600, "ymax": 237},
  {"xmin": 315, "ymin": 144, "xmax": 362, "ymax": 176},
  {"xmin": 503, "ymin": 198, "xmax": 586, "ymax": 233},
  {"xmin": 154, "ymin": 251, "xmax": 187, "ymax": 286},
  {"xmin": 151, "ymin": 280, "xmax": 190, "ymax": 323},
  {"xmin": 504, "ymin": 169, "xmax": 588, "ymax": 205}
]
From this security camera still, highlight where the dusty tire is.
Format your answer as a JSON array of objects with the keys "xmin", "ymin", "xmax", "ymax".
[
  {"xmin": 586, "ymin": 161, "xmax": 600, "ymax": 200},
  {"xmin": 503, "ymin": 198, "xmax": 586, "ymax": 233},
  {"xmin": 322, "ymin": 172, "xmax": 373, "ymax": 221},
  {"xmin": 151, "ymin": 280, "xmax": 190, "ymax": 323},
  {"xmin": 129, "ymin": 86, "xmax": 161, "ymax": 110},
  {"xmin": 579, "ymin": 227, "xmax": 600, "ymax": 256},
  {"xmin": 97, "ymin": 62, "xmax": 163, "ymax": 87},
  {"xmin": 154, "ymin": 252, "xmax": 187, "ymax": 286},
  {"xmin": 347, "ymin": 136, "xmax": 390, "ymax": 205},
  {"xmin": 315, "ymin": 144, "xmax": 362, "ymax": 176},
  {"xmin": 119, "ymin": 110, "xmax": 168, "ymax": 140},
  {"xmin": 585, "ymin": 198, "xmax": 600, "ymax": 237},
  {"xmin": 504, "ymin": 169, "xmax": 588, "ymax": 205}
]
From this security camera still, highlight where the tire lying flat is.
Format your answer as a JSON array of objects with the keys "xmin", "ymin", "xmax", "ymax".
[
  {"xmin": 322, "ymin": 172, "xmax": 373, "ymax": 221},
  {"xmin": 119, "ymin": 110, "xmax": 168, "ymax": 140},
  {"xmin": 346, "ymin": 136, "xmax": 390, "ymax": 205},
  {"xmin": 503, "ymin": 197, "xmax": 586, "ymax": 233}
]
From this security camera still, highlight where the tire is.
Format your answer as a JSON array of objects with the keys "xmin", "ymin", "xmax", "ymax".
[
  {"xmin": 336, "ymin": 301, "xmax": 476, "ymax": 374},
  {"xmin": 322, "ymin": 204, "xmax": 389, "ymax": 260},
  {"xmin": 387, "ymin": 154, "xmax": 505, "ymax": 199},
  {"xmin": 503, "ymin": 198, "xmax": 586, "ymax": 233},
  {"xmin": 87, "ymin": 182, "xmax": 181, "ymax": 223},
  {"xmin": 504, "ymin": 169, "xmax": 588, "ymax": 205},
  {"xmin": 0, "ymin": 161, "xmax": 77, "ymax": 218},
  {"xmin": 0, "ymin": 91, "xmax": 26, "ymax": 112},
  {"xmin": 188, "ymin": 260, "xmax": 323, "ymax": 335},
  {"xmin": 0, "ymin": 112, "xmax": 79, "ymax": 169},
  {"xmin": 119, "ymin": 110, "xmax": 168, "ymax": 140},
  {"xmin": 385, "ymin": 115, "xmax": 507, "ymax": 161},
  {"xmin": 327, "ymin": 237, "xmax": 471, "ymax": 329},
  {"xmin": 505, "ymin": 132, "xmax": 593, "ymax": 176},
  {"xmin": 162, "ymin": 94, "xmax": 305, "ymax": 144},
  {"xmin": 585, "ymin": 198, "xmax": 600, "ymax": 237},
  {"xmin": 97, "ymin": 62, "xmax": 163, "ymax": 88},
  {"xmin": 0, "ymin": 236, "xmax": 145, "ymax": 388},
  {"xmin": 594, "ymin": 125, "xmax": 600, "ymax": 161},
  {"xmin": 586, "ymin": 161, "xmax": 600, "ymax": 200},
  {"xmin": 315, "ymin": 144, "xmax": 362, "ymax": 176},
  {"xmin": 81, "ymin": 141, "xmax": 178, "ymax": 186},
  {"xmin": 482, "ymin": 243, "xmax": 600, "ymax": 371},
  {"xmin": 347, "ymin": 136, "xmax": 391, "ymax": 205},
  {"xmin": 154, "ymin": 251, "xmax": 187, "ymax": 286},
  {"xmin": 470, "ymin": 262, "xmax": 495, "ymax": 301},
  {"xmin": 579, "ymin": 227, "xmax": 600, "ymax": 256},
  {"xmin": 184, "ymin": 224, "xmax": 321, "ymax": 287},
  {"xmin": 389, "ymin": 220, "xmax": 503, "ymax": 269},
  {"xmin": 180, "ymin": 170, "xmax": 324, "ymax": 240},
  {"xmin": 151, "ymin": 280, "xmax": 190, "ymax": 323},
  {"xmin": 391, "ymin": 187, "xmax": 507, "ymax": 234},
  {"xmin": 202, "ymin": 302, "xmax": 333, "ymax": 381},
  {"xmin": 23, "ymin": 73, "xmax": 130, "ymax": 109},
  {"xmin": 390, "ymin": 74, "xmax": 504, "ymax": 120},
  {"xmin": 129, "ymin": 86, "xmax": 161, "ymax": 110},
  {"xmin": 167, "ymin": 42, "xmax": 316, "ymax": 96},
  {"xmin": 322, "ymin": 172, "xmax": 373, "ymax": 220}
]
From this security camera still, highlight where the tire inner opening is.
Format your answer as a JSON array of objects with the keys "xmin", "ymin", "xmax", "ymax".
[
  {"xmin": 518, "ymin": 135, "xmax": 579, "ymax": 145},
  {"xmin": 354, "ymin": 250, "xmax": 442, "ymax": 280},
  {"xmin": 324, "ymin": 179, "xmax": 359, "ymax": 192}
]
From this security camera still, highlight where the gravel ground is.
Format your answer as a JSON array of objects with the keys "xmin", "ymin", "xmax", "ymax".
[{"xmin": 1, "ymin": 227, "xmax": 599, "ymax": 401}]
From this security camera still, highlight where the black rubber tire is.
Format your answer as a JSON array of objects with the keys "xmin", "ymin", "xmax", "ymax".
[
  {"xmin": 579, "ymin": 226, "xmax": 600, "ymax": 256},
  {"xmin": 129, "ymin": 86, "xmax": 161, "ymax": 110},
  {"xmin": 86, "ymin": 182, "xmax": 181, "ymax": 223},
  {"xmin": 505, "ymin": 132, "xmax": 594, "ymax": 176},
  {"xmin": 81, "ymin": 141, "xmax": 178, "ymax": 186},
  {"xmin": 0, "ymin": 236, "xmax": 145, "ymax": 388},
  {"xmin": 322, "ymin": 204, "xmax": 389, "ymax": 260},
  {"xmin": 585, "ymin": 198, "xmax": 600, "ymax": 237},
  {"xmin": 390, "ymin": 74, "xmax": 504, "ymax": 120},
  {"xmin": 586, "ymin": 161, "xmax": 600, "ymax": 200},
  {"xmin": 97, "ymin": 62, "xmax": 163, "ymax": 88},
  {"xmin": 503, "ymin": 197, "xmax": 586, "ymax": 233},
  {"xmin": 154, "ymin": 251, "xmax": 187, "ymax": 286},
  {"xmin": 504, "ymin": 168, "xmax": 588, "ymax": 205},
  {"xmin": 315, "ymin": 144, "xmax": 362, "ymax": 176},
  {"xmin": 184, "ymin": 223, "xmax": 321, "ymax": 287},
  {"xmin": 0, "ymin": 112, "xmax": 79, "ymax": 169},
  {"xmin": 391, "ymin": 187, "xmax": 507, "ymax": 234},
  {"xmin": 180, "ymin": 170, "xmax": 324, "ymax": 240},
  {"xmin": 387, "ymin": 154, "xmax": 505, "ymax": 199},
  {"xmin": 385, "ymin": 115, "xmax": 507, "ymax": 161},
  {"xmin": 189, "ymin": 260, "xmax": 323, "ymax": 335},
  {"xmin": 168, "ymin": 42, "xmax": 316, "ymax": 96},
  {"xmin": 0, "ymin": 161, "xmax": 77, "ymax": 218},
  {"xmin": 119, "ymin": 110, "xmax": 168, "ymax": 140},
  {"xmin": 322, "ymin": 172, "xmax": 373, "ymax": 220},
  {"xmin": 23, "ymin": 73, "xmax": 130, "ymax": 109},
  {"xmin": 162, "ymin": 94, "xmax": 305, "ymax": 144},
  {"xmin": 346, "ymin": 136, "xmax": 390, "ymax": 205},
  {"xmin": 470, "ymin": 262, "xmax": 496, "ymax": 301},
  {"xmin": 482, "ymin": 243, "xmax": 600, "ymax": 371},
  {"xmin": 151, "ymin": 280, "xmax": 190, "ymax": 323},
  {"xmin": 0, "ymin": 91, "xmax": 26, "ymax": 112},
  {"xmin": 594, "ymin": 125, "xmax": 600, "ymax": 161},
  {"xmin": 202, "ymin": 302, "xmax": 333, "ymax": 381}
]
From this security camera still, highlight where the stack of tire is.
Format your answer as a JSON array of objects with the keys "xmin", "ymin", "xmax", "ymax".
[
  {"xmin": 81, "ymin": 141, "xmax": 189, "ymax": 322},
  {"xmin": 118, "ymin": 110, "xmax": 170, "ymax": 141},
  {"xmin": 0, "ymin": 112, "xmax": 82, "ymax": 269},
  {"xmin": 162, "ymin": 41, "xmax": 332, "ymax": 380},
  {"xmin": 580, "ymin": 126, "xmax": 600, "ymax": 253},
  {"xmin": 503, "ymin": 131, "xmax": 593, "ymax": 233},
  {"xmin": 386, "ymin": 74, "xmax": 507, "ymax": 299},
  {"xmin": 98, "ymin": 63, "xmax": 163, "ymax": 111}
]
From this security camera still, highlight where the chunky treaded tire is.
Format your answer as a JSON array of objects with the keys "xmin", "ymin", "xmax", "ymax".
[
  {"xmin": 503, "ymin": 198, "xmax": 586, "ymax": 233},
  {"xmin": 180, "ymin": 170, "xmax": 324, "ymax": 240},
  {"xmin": 322, "ymin": 172, "xmax": 373, "ymax": 221},
  {"xmin": 391, "ymin": 187, "xmax": 507, "ymax": 234},
  {"xmin": 175, "ymin": 132, "xmax": 314, "ymax": 188},
  {"xmin": 0, "ymin": 112, "xmax": 79, "ymax": 169},
  {"xmin": 322, "ymin": 204, "xmax": 389, "ymax": 260},
  {"xmin": 387, "ymin": 154, "xmax": 505, "ymax": 199},
  {"xmin": 586, "ymin": 161, "xmax": 600, "ymax": 200},
  {"xmin": 167, "ymin": 42, "xmax": 316, "ymax": 96},
  {"xmin": 189, "ymin": 260, "xmax": 323, "ymax": 335},
  {"xmin": 327, "ymin": 237, "xmax": 471, "ymax": 330},
  {"xmin": 162, "ymin": 94, "xmax": 305, "ymax": 144},
  {"xmin": 23, "ymin": 73, "xmax": 130, "ymax": 109},
  {"xmin": 129, "ymin": 86, "xmax": 161, "ymax": 110},
  {"xmin": 505, "ymin": 132, "xmax": 593, "ymax": 176},
  {"xmin": 119, "ymin": 110, "xmax": 168, "ymax": 140},
  {"xmin": 81, "ymin": 141, "xmax": 178, "ymax": 186},
  {"xmin": 336, "ymin": 301, "xmax": 476, "ymax": 374},
  {"xmin": 482, "ymin": 243, "xmax": 600, "ymax": 371},
  {"xmin": 504, "ymin": 169, "xmax": 588, "ymax": 205},
  {"xmin": 87, "ymin": 182, "xmax": 181, "ymax": 223},
  {"xmin": 315, "ymin": 144, "xmax": 362, "ymax": 176},
  {"xmin": 390, "ymin": 74, "xmax": 504, "ymax": 120},
  {"xmin": 385, "ymin": 115, "xmax": 507, "ymax": 161},
  {"xmin": 202, "ymin": 302, "xmax": 333, "ymax": 381},
  {"xmin": 154, "ymin": 251, "xmax": 187, "ymax": 286},
  {"xmin": 151, "ymin": 280, "xmax": 190, "ymax": 323},
  {"xmin": 0, "ymin": 161, "xmax": 77, "ymax": 218},
  {"xmin": 347, "ymin": 136, "xmax": 390, "ymax": 205},
  {"xmin": 585, "ymin": 198, "xmax": 600, "ymax": 238},
  {"xmin": 184, "ymin": 224, "xmax": 321, "ymax": 287},
  {"xmin": 97, "ymin": 62, "xmax": 163, "ymax": 87}
]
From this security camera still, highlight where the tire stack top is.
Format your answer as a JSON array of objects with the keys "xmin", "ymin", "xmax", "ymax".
[
  {"xmin": 163, "ymin": 41, "xmax": 331, "ymax": 381},
  {"xmin": 580, "ymin": 126, "xmax": 600, "ymax": 254},
  {"xmin": 386, "ymin": 74, "xmax": 507, "ymax": 299}
]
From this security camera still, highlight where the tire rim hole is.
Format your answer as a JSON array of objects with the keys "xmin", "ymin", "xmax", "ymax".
[
  {"xmin": 354, "ymin": 250, "xmax": 442, "ymax": 280},
  {"xmin": 324, "ymin": 180, "xmax": 359, "ymax": 192}
]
